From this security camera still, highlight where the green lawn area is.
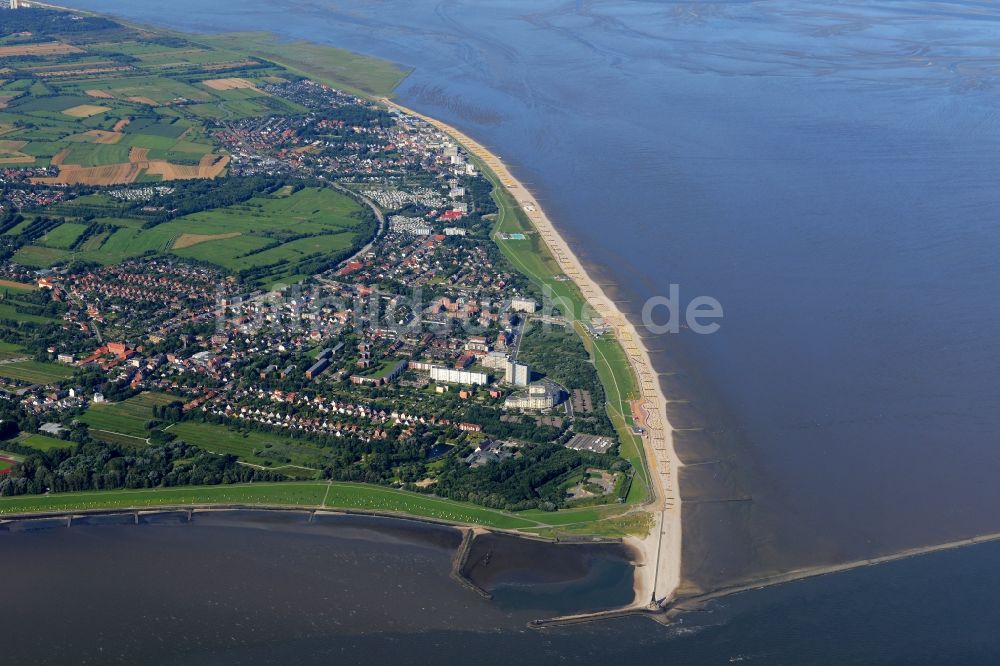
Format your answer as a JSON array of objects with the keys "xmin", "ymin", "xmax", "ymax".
[
  {"xmin": 11, "ymin": 245, "xmax": 70, "ymax": 268},
  {"xmin": 1, "ymin": 218, "xmax": 32, "ymax": 236},
  {"xmin": 64, "ymin": 187, "xmax": 365, "ymax": 275},
  {"xmin": 0, "ymin": 360, "xmax": 74, "ymax": 384},
  {"xmin": 169, "ymin": 421, "xmax": 316, "ymax": 463},
  {"xmin": 205, "ymin": 232, "xmax": 354, "ymax": 268},
  {"xmin": 80, "ymin": 392, "xmax": 179, "ymax": 439},
  {"xmin": 0, "ymin": 483, "xmax": 329, "ymax": 515},
  {"xmin": 16, "ymin": 432, "xmax": 73, "ymax": 452},
  {"xmin": 0, "ymin": 341, "xmax": 26, "ymax": 361},
  {"xmin": 525, "ymin": 510, "xmax": 655, "ymax": 539},
  {"xmin": 320, "ymin": 483, "xmax": 538, "ymax": 528},
  {"xmin": 38, "ymin": 222, "xmax": 89, "ymax": 249},
  {"xmin": 89, "ymin": 429, "xmax": 149, "ymax": 448}
]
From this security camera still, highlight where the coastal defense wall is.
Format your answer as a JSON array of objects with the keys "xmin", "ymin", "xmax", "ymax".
[{"xmin": 450, "ymin": 529, "xmax": 493, "ymax": 599}]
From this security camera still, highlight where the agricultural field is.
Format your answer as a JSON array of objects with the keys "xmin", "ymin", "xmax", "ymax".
[
  {"xmin": 80, "ymin": 392, "xmax": 180, "ymax": 440},
  {"xmin": 1, "ymin": 10, "xmax": 383, "ymax": 283},
  {"xmin": 0, "ymin": 19, "xmax": 284, "ymax": 184},
  {"xmin": 0, "ymin": 302, "xmax": 61, "ymax": 325},
  {"xmin": 62, "ymin": 104, "xmax": 111, "ymax": 118},
  {"xmin": 0, "ymin": 138, "xmax": 33, "ymax": 164},
  {"xmin": 0, "ymin": 12, "xmax": 405, "ymax": 189},
  {"xmin": 0, "ymin": 360, "xmax": 75, "ymax": 385},
  {"xmin": 0, "ymin": 279, "xmax": 36, "ymax": 294},
  {"xmin": 13, "ymin": 186, "xmax": 369, "ymax": 282}
]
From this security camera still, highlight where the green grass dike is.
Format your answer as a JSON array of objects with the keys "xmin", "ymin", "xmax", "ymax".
[
  {"xmin": 0, "ymin": 481, "xmax": 652, "ymax": 536},
  {"xmin": 190, "ymin": 32, "xmax": 411, "ymax": 99}
]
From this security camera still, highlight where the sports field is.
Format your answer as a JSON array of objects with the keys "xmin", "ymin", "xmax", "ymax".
[{"xmin": 16, "ymin": 433, "xmax": 74, "ymax": 452}]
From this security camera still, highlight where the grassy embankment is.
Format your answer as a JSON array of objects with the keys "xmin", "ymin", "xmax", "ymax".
[
  {"xmin": 0, "ymin": 481, "xmax": 570, "ymax": 531},
  {"xmin": 194, "ymin": 33, "xmax": 411, "ymax": 99}
]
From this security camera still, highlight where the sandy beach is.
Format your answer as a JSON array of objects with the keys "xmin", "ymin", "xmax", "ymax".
[{"xmin": 383, "ymin": 99, "xmax": 684, "ymax": 608}]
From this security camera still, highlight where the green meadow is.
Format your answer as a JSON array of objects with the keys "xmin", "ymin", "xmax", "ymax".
[
  {"xmin": 0, "ymin": 341, "xmax": 26, "ymax": 361},
  {"xmin": 196, "ymin": 32, "xmax": 410, "ymax": 99},
  {"xmin": 14, "ymin": 187, "xmax": 367, "ymax": 276},
  {"xmin": 38, "ymin": 222, "xmax": 89, "ymax": 249},
  {"xmin": 168, "ymin": 421, "xmax": 327, "ymax": 476},
  {"xmin": 80, "ymin": 392, "xmax": 180, "ymax": 440},
  {"xmin": 0, "ymin": 360, "xmax": 75, "ymax": 384},
  {"xmin": 16, "ymin": 433, "xmax": 74, "ymax": 453}
]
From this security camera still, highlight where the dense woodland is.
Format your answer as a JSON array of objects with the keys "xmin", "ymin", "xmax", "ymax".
[
  {"xmin": 0, "ymin": 437, "xmax": 282, "ymax": 497},
  {"xmin": 0, "ymin": 9, "xmax": 119, "ymax": 36}
]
